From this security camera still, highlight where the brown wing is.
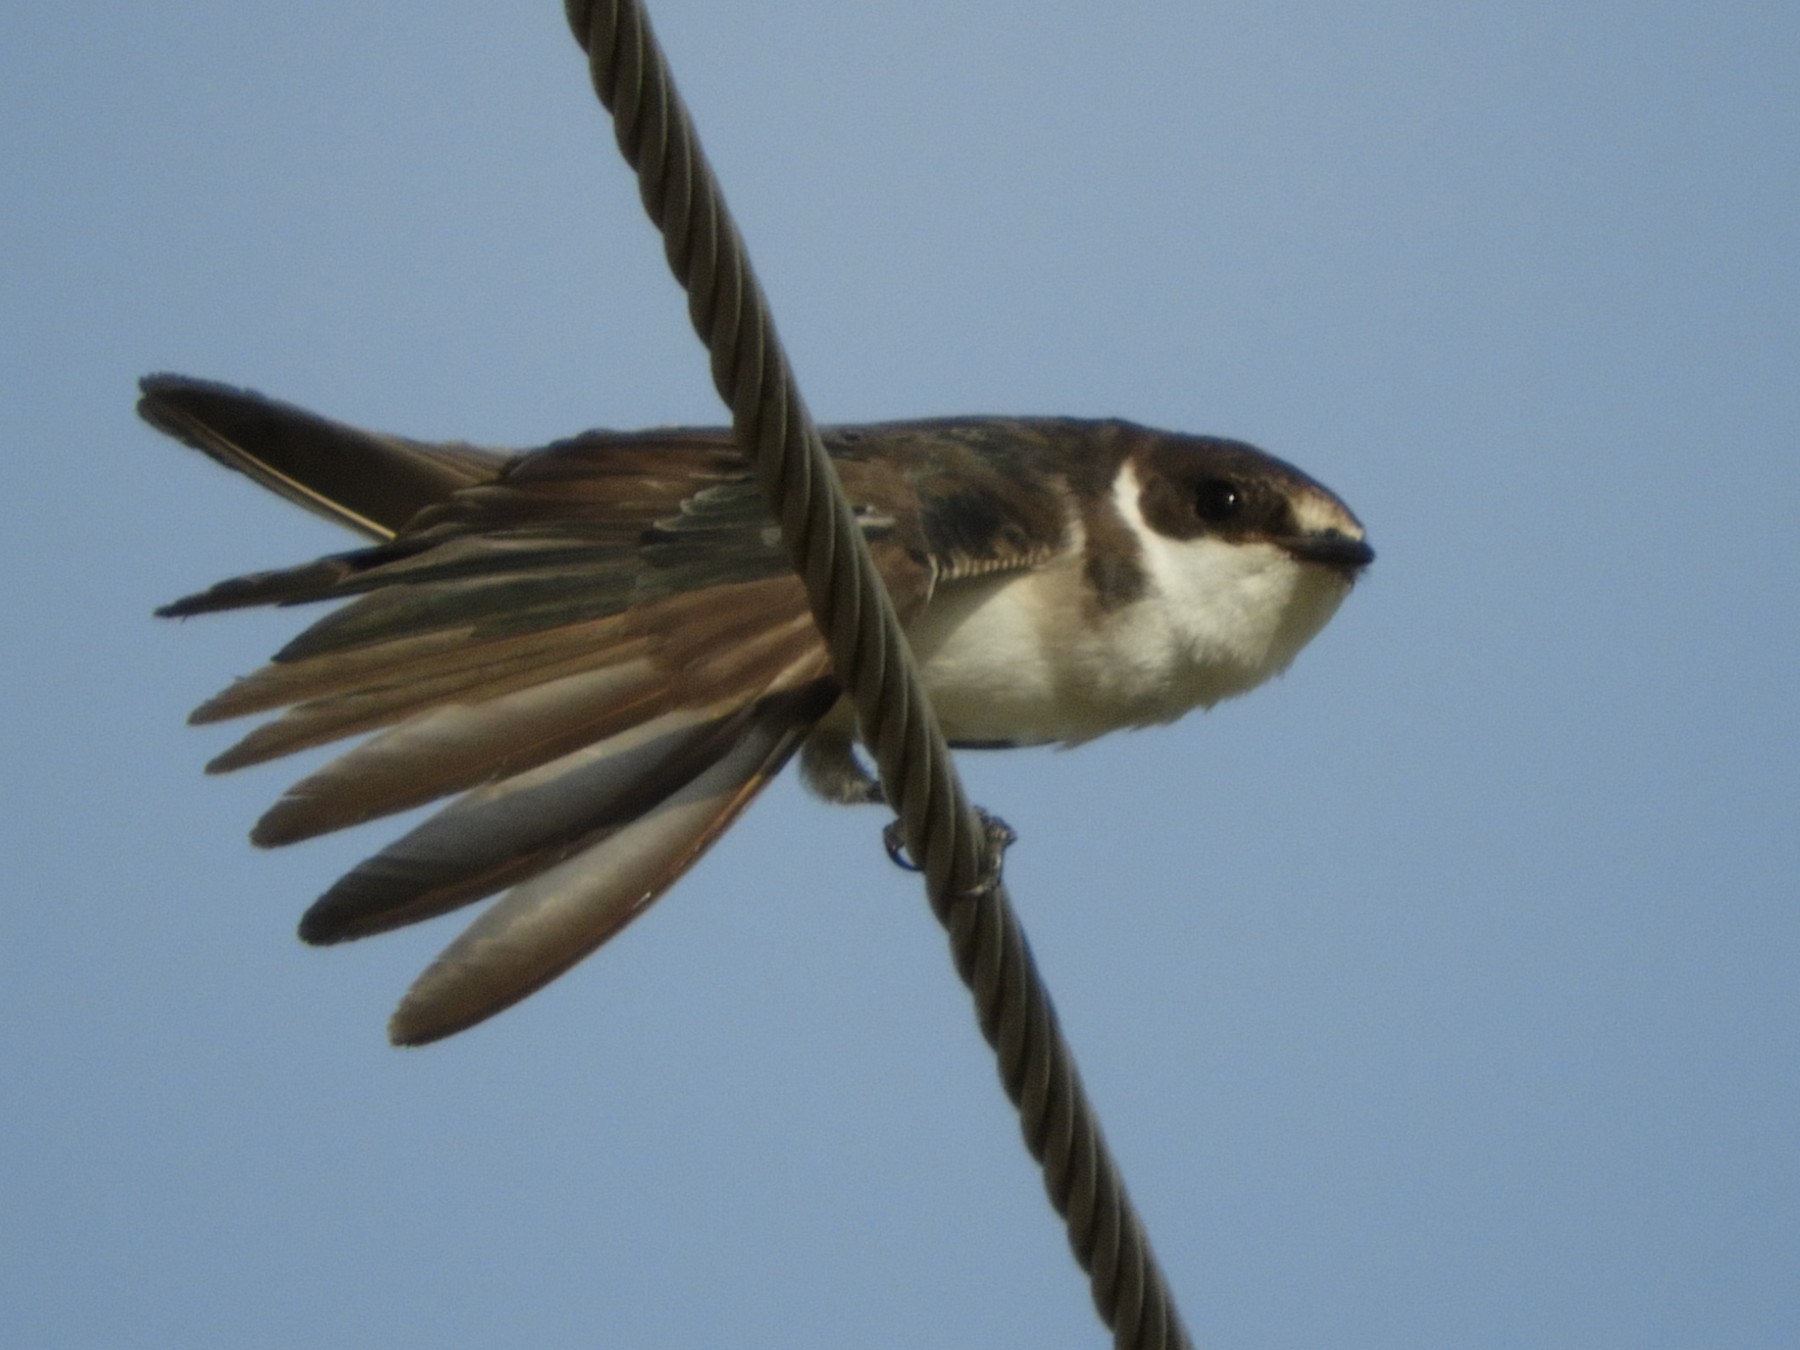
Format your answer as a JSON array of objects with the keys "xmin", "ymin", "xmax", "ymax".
[{"xmin": 146, "ymin": 378, "xmax": 934, "ymax": 1043}]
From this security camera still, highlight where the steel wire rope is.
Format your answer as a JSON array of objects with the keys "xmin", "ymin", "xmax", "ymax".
[{"xmin": 562, "ymin": 3, "xmax": 1195, "ymax": 1344}]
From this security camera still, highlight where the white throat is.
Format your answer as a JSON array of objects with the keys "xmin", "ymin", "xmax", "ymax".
[{"xmin": 1109, "ymin": 462, "xmax": 1352, "ymax": 712}]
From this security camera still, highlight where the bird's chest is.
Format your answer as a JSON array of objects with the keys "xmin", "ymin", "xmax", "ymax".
[
  {"xmin": 904, "ymin": 539, "xmax": 1348, "ymax": 747},
  {"xmin": 904, "ymin": 558, "xmax": 1192, "ymax": 746}
]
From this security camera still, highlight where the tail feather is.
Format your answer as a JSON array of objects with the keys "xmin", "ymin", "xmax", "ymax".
[{"xmin": 139, "ymin": 374, "xmax": 508, "ymax": 540}]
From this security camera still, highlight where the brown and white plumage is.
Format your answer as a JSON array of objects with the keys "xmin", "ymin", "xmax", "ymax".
[{"xmin": 142, "ymin": 374, "xmax": 1371, "ymax": 1044}]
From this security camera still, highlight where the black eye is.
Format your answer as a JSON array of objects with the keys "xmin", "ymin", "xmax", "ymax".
[{"xmin": 1192, "ymin": 478, "xmax": 1243, "ymax": 525}]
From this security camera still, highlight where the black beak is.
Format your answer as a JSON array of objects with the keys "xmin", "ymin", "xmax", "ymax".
[{"xmin": 1281, "ymin": 529, "xmax": 1375, "ymax": 575}]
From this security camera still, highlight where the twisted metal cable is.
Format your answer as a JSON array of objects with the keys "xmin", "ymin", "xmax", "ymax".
[{"xmin": 563, "ymin": 3, "xmax": 1193, "ymax": 1345}]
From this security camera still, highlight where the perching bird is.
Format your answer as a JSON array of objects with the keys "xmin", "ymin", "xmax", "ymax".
[{"xmin": 141, "ymin": 374, "xmax": 1373, "ymax": 1045}]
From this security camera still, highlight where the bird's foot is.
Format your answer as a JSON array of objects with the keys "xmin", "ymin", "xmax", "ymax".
[{"xmin": 882, "ymin": 809, "xmax": 1017, "ymax": 897}]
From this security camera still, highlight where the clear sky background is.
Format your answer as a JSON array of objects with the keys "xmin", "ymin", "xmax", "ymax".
[{"xmin": 5, "ymin": 4, "xmax": 1796, "ymax": 1347}]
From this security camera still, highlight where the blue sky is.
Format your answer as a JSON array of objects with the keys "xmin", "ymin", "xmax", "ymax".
[{"xmin": 5, "ymin": 3, "xmax": 1797, "ymax": 1347}]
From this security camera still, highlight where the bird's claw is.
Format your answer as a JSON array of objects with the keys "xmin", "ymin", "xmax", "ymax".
[{"xmin": 882, "ymin": 809, "xmax": 1017, "ymax": 896}]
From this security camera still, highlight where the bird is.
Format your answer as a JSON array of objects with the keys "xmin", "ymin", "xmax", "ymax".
[{"xmin": 140, "ymin": 373, "xmax": 1374, "ymax": 1045}]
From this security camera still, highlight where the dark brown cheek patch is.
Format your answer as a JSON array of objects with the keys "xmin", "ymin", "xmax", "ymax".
[
  {"xmin": 1084, "ymin": 549, "xmax": 1147, "ymax": 612},
  {"xmin": 1074, "ymin": 468, "xmax": 1151, "ymax": 611}
]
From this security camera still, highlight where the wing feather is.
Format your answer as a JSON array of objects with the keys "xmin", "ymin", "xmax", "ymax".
[
  {"xmin": 249, "ymin": 662, "xmax": 663, "ymax": 845},
  {"xmin": 249, "ymin": 598, "xmax": 827, "ymax": 845},
  {"xmin": 385, "ymin": 692, "xmax": 826, "ymax": 1045},
  {"xmin": 145, "ymin": 382, "xmax": 1077, "ymax": 1039},
  {"xmin": 191, "ymin": 619, "xmax": 630, "ymax": 725},
  {"xmin": 298, "ymin": 705, "xmax": 750, "ymax": 945},
  {"xmin": 205, "ymin": 636, "xmax": 654, "ymax": 772}
]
